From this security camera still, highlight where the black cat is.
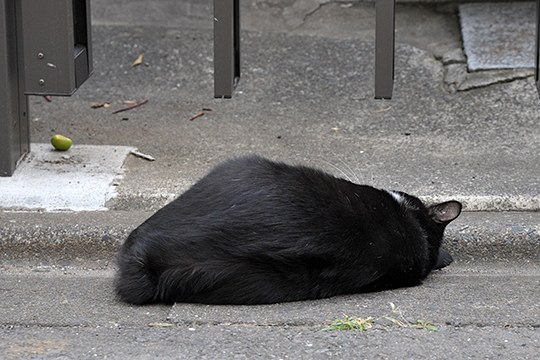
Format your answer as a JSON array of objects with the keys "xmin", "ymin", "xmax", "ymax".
[{"xmin": 115, "ymin": 155, "xmax": 461, "ymax": 305}]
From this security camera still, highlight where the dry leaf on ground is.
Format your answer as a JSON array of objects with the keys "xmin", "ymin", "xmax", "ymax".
[{"xmin": 132, "ymin": 54, "xmax": 144, "ymax": 67}]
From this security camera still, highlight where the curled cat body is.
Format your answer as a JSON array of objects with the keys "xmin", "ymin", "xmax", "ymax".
[{"xmin": 115, "ymin": 155, "xmax": 461, "ymax": 305}]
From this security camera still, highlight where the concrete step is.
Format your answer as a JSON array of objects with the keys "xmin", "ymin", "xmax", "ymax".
[{"xmin": 1, "ymin": 210, "xmax": 538, "ymax": 264}]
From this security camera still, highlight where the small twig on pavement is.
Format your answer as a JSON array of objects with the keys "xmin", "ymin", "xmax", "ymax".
[
  {"xmin": 190, "ymin": 111, "xmax": 205, "ymax": 121},
  {"xmin": 190, "ymin": 108, "xmax": 213, "ymax": 121},
  {"xmin": 130, "ymin": 149, "xmax": 155, "ymax": 161},
  {"xmin": 112, "ymin": 99, "xmax": 149, "ymax": 114}
]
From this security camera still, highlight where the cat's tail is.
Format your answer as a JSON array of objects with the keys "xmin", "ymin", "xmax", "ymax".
[{"xmin": 115, "ymin": 242, "xmax": 157, "ymax": 305}]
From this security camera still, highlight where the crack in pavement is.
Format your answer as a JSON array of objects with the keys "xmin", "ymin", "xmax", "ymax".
[{"xmin": 292, "ymin": 0, "xmax": 334, "ymax": 30}]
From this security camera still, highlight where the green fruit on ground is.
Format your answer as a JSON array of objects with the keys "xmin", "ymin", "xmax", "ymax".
[{"xmin": 51, "ymin": 134, "xmax": 73, "ymax": 151}]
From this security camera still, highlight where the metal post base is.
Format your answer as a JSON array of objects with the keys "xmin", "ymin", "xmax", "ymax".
[
  {"xmin": 375, "ymin": 0, "xmax": 395, "ymax": 100},
  {"xmin": 0, "ymin": 0, "xmax": 30, "ymax": 176},
  {"xmin": 214, "ymin": 0, "xmax": 240, "ymax": 98}
]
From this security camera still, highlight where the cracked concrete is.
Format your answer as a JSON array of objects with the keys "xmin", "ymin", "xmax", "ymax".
[
  {"xmin": 288, "ymin": 1, "xmax": 535, "ymax": 92},
  {"xmin": 443, "ymin": 61, "xmax": 535, "ymax": 93},
  {"xmin": 253, "ymin": 0, "xmax": 533, "ymax": 93},
  {"xmin": 457, "ymin": 68, "xmax": 535, "ymax": 92},
  {"xmin": 240, "ymin": 0, "xmax": 328, "ymax": 30}
]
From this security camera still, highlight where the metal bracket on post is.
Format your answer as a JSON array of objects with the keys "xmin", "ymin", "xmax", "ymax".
[
  {"xmin": 214, "ymin": 0, "xmax": 240, "ymax": 98},
  {"xmin": 0, "ymin": 0, "xmax": 30, "ymax": 176},
  {"xmin": 20, "ymin": 0, "xmax": 93, "ymax": 96},
  {"xmin": 375, "ymin": 0, "xmax": 395, "ymax": 100}
]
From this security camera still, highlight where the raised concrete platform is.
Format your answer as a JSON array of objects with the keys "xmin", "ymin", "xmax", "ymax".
[{"xmin": 0, "ymin": 144, "xmax": 133, "ymax": 211}]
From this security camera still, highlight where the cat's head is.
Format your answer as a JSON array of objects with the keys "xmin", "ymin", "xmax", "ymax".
[{"xmin": 388, "ymin": 191, "xmax": 462, "ymax": 271}]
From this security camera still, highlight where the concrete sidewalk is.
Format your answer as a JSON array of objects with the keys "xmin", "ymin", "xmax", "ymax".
[{"xmin": 0, "ymin": 1, "xmax": 539, "ymax": 358}]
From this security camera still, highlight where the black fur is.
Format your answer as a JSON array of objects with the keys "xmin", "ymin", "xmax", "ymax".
[{"xmin": 115, "ymin": 155, "xmax": 461, "ymax": 305}]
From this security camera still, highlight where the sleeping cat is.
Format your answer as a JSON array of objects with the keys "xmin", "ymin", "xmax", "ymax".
[{"xmin": 115, "ymin": 155, "xmax": 461, "ymax": 305}]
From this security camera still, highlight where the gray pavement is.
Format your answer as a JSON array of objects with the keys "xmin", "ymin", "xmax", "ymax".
[
  {"xmin": 1, "ymin": 0, "xmax": 540, "ymax": 358},
  {"xmin": 1, "ymin": 262, "xmax": 539, "ymax": 358}
]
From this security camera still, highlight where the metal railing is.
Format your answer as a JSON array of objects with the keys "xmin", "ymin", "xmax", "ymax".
[{"xmin": 213, "ymin": 0, "xmax": 540, "ymax": 100}]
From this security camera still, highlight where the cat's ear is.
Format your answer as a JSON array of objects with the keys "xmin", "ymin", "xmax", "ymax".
[{"xmin": 428, "ymin": 201, "xmax": 462, "ymax": 224}]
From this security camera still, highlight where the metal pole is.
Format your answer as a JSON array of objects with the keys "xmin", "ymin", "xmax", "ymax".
[
  {"xmin": 536, "ymin": 0, "xmax": 540, "ymax": 94},
  {"xmin": 234, "ymin": 0, "xmax": 240, "ymax": 83},
  {"xmin": 0, "ymin": 0, "xmax": 30, "ymax": 176},
  {"xmin": 375, "ymin": 0, "xmax": 395, "ymax": 100},
  {"xmin": 214, "ymin": 0, "xmax": 240, "ymax": 98}
]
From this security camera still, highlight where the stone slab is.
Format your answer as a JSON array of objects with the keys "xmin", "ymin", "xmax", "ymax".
[{"xmin": 459, "ymin": 2, "xmax": 536, "ymax": 70}]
